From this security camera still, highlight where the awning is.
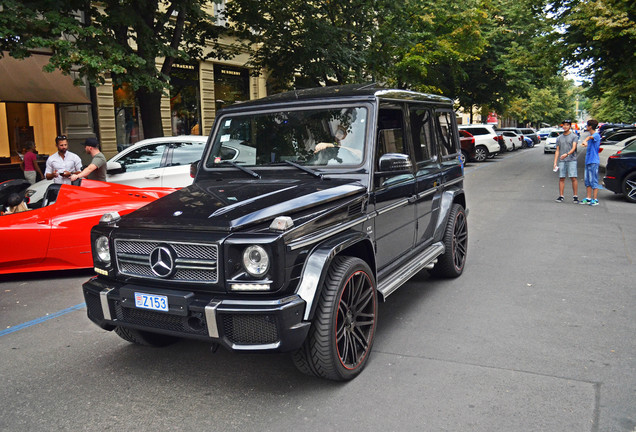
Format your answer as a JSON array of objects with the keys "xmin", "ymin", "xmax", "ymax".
[{"xmin": 0, "ymin": 52, "xmax": 92, "ymax": 104}]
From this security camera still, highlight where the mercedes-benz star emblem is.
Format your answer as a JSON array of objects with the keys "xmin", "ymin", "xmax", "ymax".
[{"xmin": 149, "ymin": 246, "xmax": 174, "ymax": 278}]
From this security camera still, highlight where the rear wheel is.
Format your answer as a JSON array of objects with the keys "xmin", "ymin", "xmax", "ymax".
[
  {"xmin": 115, "ymin": 326, "xmax": 179, "ymax": 347},
  {"xmin": 293, "ymin": 256, "xmax": 377, "ymax": 381},
  {"xmin": 622, "ymin": 172, "xmax": 636, "ymax": 203},
  {"xmin": 474, "ymin": 146, "xmax": 488, "ymax": 162},
  {"xmin": 431, "ymin": 203, "xmax": 468, "ymax": 278}
]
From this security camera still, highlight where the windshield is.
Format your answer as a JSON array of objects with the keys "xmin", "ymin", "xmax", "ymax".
[
  {"xmin": 206, "ymin": 106, "xmax": 368, "ymax": 168},
  {"xmin": 549, "ymin": 131, "xmax": 563, "ymax": 137}
]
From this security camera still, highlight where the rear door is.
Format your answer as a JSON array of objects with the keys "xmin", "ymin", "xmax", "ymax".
[{"xmin": 409, "ymin": 104, "xmax": 441, "ymax": 248}]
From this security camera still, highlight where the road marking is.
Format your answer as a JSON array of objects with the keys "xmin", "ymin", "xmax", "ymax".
[{"xmin": 0, "ymin": 303, "xmax": 86, "ymax": 337}]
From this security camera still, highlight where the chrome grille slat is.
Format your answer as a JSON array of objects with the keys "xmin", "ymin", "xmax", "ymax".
[{"xmin": 114, "ymin": 239, "xmax": 218, "ymax": 283}]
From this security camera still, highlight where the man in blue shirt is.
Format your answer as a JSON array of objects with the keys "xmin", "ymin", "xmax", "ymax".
[{"xmin": 580, "ymin": 119, "xmax": 601, "ymax": 206}]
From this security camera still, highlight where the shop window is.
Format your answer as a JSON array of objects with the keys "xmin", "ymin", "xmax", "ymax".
[
  {"xmin": 114, "ymin": 83, "xmax": 144, "ymax": 150},
  {"xmin": 171, "ymin": 63, "xmax": 201, "ymax": 136},
  {"xmin": 214, "ymin": 64, "xmax": 250, "ymax": 111}
]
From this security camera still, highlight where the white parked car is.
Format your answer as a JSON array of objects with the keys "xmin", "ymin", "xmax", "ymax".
[
  {"xmin": 543, "ymin": 130, "xmax": 564, "ymax": 153},
  {"xmin": 499, "ymin": 131, "xmax": 524, "ymax": 151},
  {"xmin": 25, "ymin": 136, "xmax": 256, "ymax": 206},
  {"xmin": 599, "ymin": 136, "xmax": 636, "ymax": 169},
  {"xmin": 458, "ymin": 124, "xmax": 500, "ymax": 161}
]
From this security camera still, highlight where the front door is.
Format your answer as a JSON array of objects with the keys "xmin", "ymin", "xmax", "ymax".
[{"xmin": 372, "ymin": 105, "xmax": 417, "ymax": 271}]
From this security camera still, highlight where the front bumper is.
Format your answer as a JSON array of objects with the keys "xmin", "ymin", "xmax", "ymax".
[{"xmin": 83, "ymin": 277, "xmax": 311, "ymax": 352}]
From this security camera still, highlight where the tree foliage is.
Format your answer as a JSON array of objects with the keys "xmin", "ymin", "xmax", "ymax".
[
  {"xmin": 555, "ymin": 0, "xmax": 636, "ymax": 121},
  {"xmin": 0, "ymin": 0, "xmax": 224, "ymax": 138}
]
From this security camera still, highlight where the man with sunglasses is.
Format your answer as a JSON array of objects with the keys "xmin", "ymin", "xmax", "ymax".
[{"xmin": 45, "ymin": 135, "xmax": 82, "ymax": 184}]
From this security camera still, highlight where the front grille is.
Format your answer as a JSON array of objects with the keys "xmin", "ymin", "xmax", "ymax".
[
  {"xmin": 222, "ymin": 314, "xmax": 279, "ymax": 345},
  {"xmin": 114, "ymin": 303, "xmax": 209, "ymax": 336},
  {"xmin": 114, "ymin": 239, "xmax": 218, "ymax": 284}
]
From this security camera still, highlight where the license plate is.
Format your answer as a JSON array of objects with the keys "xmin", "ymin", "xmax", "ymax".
[{"xmin": 134, "ymin": 292, "xmax": 169, "ymax": 312}]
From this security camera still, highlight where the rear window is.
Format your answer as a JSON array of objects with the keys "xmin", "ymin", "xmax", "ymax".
[
  {"xmin": 461, "ymin": 127, "xmax": 491, "ymax": 136},
  {"xmin": 521, "ymin": 129, "xmax": 534, "ymax": 134}
]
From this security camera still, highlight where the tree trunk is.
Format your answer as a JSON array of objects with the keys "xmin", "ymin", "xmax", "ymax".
[{"xmin": 137, "ymin": 89, "xmax": 165, "ymax": 139}]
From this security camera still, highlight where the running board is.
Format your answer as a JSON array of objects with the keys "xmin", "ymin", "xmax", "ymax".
[{"xmin": 377, "ymin": 242, "xmax": 445, "ymax": 300}]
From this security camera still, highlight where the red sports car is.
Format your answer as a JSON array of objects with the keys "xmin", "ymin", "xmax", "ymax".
[{"xmin": 0, "ymin": 179, "xmax": 176, "ymax": 274}]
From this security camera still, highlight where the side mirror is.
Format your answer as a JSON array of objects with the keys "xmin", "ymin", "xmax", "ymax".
[
  {"xmin": 378, "ymin": 153, "xmax": 412, "ymax": 172},
  {"xmin": 106, "ymin": 161, "xmax": 125, "ymax": 175},
  {"xmin": 190, "ymin": 160, "xmax": 200, "ymax": 178}
]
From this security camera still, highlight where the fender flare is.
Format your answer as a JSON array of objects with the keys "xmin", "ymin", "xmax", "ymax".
[
  {"xmin": 433, "ymin": 186, "xmax": 467, "ymax": 239},
  {"xmin": 295, "ymin": 231, "xmax": 374, "ymax": 321}
]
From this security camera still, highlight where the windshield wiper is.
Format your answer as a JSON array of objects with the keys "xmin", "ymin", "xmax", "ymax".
[
  {"xmin": 215, "ymin": 161, "xmax": 261, "ymax": 179},
  {"xmin": 283, "ymin": 160, "xmax": 324, "ymax": 179}
]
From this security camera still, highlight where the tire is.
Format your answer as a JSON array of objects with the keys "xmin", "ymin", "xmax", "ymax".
[
  {"xmin": 460, "ymin": 150, "xmax": 468, "ymax": 165},
  {"xmin": 115, "ymin": 326, "xmax": 179, "ymax": 347},
  {"xmin": 622, "ymin": 172, "xmax": 636, "ymax": 203},
  {"xmin": 293, "ymin": 256, "xmax": 377, "ymax": 381},
  {"xmin": 431, "ymin": 203, "xmax": 468, "ymax": 278},
  {"xmin": 474, "ymin": 146, "xmax": 488, "ymax": 162}
]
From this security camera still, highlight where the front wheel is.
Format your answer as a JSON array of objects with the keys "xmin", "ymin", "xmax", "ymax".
[
  {"xmin": 622, "ymin": 172, "xmax": 636, "ymax": 203},
  {"xmin": 431, "ymin": 203, "xmax": 468, "ymax": 278},
  {"xmin": 460, "ymin": 150, "xmax": 468, "ymax": 165},
  {"xmin": 293, "ymin": 256, "xmax": 377, "ymax": 381}
]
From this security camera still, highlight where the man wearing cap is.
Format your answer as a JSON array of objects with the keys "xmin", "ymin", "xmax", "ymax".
[
  {"xmin": 70, "ymin": 138, "xmax": 107, "ymax": 182},
  {"xmin": 554, "ymin": 120, "xmax": 579, "ymax": 203},
  {"xmin": 45, "ymin": 135, "xmax": 83, "ymax": 185}
]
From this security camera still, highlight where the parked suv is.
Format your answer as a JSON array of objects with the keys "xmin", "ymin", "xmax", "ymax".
[
  {"xmin": 458, "ymin": 124, "xmax": 500, "ymax": 161},
  {"xmin": 82, "ymin": 84, "xmax": 468, "ymax": 381}
]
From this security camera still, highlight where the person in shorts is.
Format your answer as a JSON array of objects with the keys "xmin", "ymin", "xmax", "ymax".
[
  {"xmin": 554, "ymin": 120, "xmax": 579, "ymax": 203},
  {"xmin": 580, "ymin": 119, "xmax": 601, "ymax": 206}
]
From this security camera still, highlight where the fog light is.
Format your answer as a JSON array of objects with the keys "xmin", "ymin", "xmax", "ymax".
[
  {"xmin": 94, "ymin": 267, "xmax": 108, "ymax": 276},
  {"xmin": 231, "ymin": 283, "xmax": 271, "ymax": 291}
]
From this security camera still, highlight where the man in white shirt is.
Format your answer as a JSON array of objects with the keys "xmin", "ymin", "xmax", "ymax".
[{"xmin": 45, "ymin": 135, "xmax": 83, "ymax": 184}]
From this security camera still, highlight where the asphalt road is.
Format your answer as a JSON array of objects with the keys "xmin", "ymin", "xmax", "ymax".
[{"xmin": 1, "ymin": 146, "xmax": 634, "ymax": 432}]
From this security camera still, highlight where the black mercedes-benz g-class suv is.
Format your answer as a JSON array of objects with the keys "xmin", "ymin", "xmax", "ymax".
[{"xmin": 83, "ymin": 84, "xmax": 468, "ymax": 381}]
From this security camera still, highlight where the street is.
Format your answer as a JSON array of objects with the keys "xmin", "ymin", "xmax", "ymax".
[{"xmin": 1, "ymin": 146, "xmax": 634, "ymax": 432}]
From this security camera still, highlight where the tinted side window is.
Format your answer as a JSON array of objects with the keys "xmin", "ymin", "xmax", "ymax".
[
  {"xmin": 169, "ymin": 141, "xmax": 206, "ymax": 166},
  {"xmin": 409, "ymin": 106, "xmax": 435, "ymax": 164},
  {"xmin": 435, "ymin": 111, "xmax": 459, "ymax": 158},
  {"xmin": 117, "ymin": 144, "xmax": 167, "ymax": 172},
  {"xmin": 463, "ymin": 127, "xmax": 489, "ymax": 136},
  {"xmin": 376, "ymin": 106, "xmax": 407, "ymax": 158}
]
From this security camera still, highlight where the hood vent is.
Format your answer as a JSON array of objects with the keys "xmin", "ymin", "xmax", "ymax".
[{"xmin": 348, "ymin": 201, "xmax": 363, "ymax": 217}]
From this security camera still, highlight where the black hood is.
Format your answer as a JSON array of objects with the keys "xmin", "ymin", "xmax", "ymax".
[{"xmin": 119, "ymin": 178, "xmax": 366, "ymax": 232}]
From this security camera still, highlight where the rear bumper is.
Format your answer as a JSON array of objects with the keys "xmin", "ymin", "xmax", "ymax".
[
  {"xmin": 603, "ymin": 176, "xmax": 621, "ymax": 194},
  {"xmin": 83, "ymin": 277, "xmax": 310, "ymax": 352}
]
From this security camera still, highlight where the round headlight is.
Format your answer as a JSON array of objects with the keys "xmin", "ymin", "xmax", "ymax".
[
  {"xmin": 242, "ymin": 245, "xmax": 269, "ymax": 277},
  {"xmin": 95, "ymin": 236, "xmax": 111, "ymax": 263}
]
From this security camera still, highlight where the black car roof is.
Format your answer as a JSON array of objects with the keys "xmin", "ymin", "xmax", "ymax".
[{"xmin": 217, "ymin": 83, "xmax": 453, "ymax": 113}]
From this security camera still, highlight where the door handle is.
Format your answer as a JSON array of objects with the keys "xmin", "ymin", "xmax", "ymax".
[
  {"xmin": 37, "ymin": 220, "xmax": 49, "ymax": 225},
  {"xmin": 145, "ymin": 174, "xmax": 160, "ymax": 179}
]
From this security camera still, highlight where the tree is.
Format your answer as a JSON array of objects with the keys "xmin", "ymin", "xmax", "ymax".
[
  {"xmin": 0, "ymin": 0, "xmax": 225, "ymax": 138},
  {"xmin": 555, "ymin": 0, "xmax": 636, "ymax": 118},
  {"xmin": 223, "ymin": 0, "xmax": 487, "ymax": 93}
]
